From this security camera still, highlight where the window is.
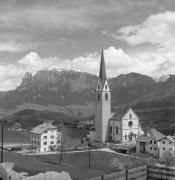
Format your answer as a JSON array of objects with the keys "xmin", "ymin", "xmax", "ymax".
[
  {"xmin": 97, "ymin": 93, "xmax": 100, "ymax": 101},
  {"xmin": 125, "ymin": 135, "xmax": 127, "ymax": 140},
  {"xmin": 129, "ymin": 113, "xmax": 132, "ymax": 119},
  {"xmin": 154, "ymin": 141, "xmax": 156, "ymax": 144},
  {"xmin": 45, "ymin": 131, "xmax": 48, "ymax": 133},
  {"xmin": 109, "ymin": 126, "xmax": 112, "ymax": 134},
  {"xmin": 105, "ymin": 84, "xmax": 107, "ymax": 90},
  {"xmin": 154, "ymin": 148, "xmax": 156, "ymax": 151},
  {"xmin": 163, "ymin": 147, "xmax": 165, "ymax": 150},
  {"xmin": 128, "ymin": 121, "xmax": 133, "ymax": 128},
  {"xmin": 150, "ymin": 147, "xmax": 152, "ymax": 150},
  {"xmin": 163, "ymin": 141, "xmax": 165, "ymax": 144},
  {"xmin": 43, "ymin": 142, "xmax": 47, "ymax": 145},
  {"xmin": 50, "ymin": 141, "xmax": 54, "ymax": 144},
  {"xmin": 115, "ymin": 127, "xmax": 118, "ymax": 134},
  {"xmin": 50, "ymin": 135, "xmax": 54, "ymax": 139},
  {"xmin": 105, "ymin": 93, "xmax": 108, "ymax": 100},
  {"xmin": 169, "ymin": 142, "xmax": 172, "ymax": 145},
  {"xmin": 43, "ymin": 136, "xmax": 47, "ymax": 139},
  {"xmin": 150, "ymin": 140, "xmax": 152, "ymax": 144},
  {"xmin": 32, "ymin": 140, "xmax": 33, "ymax": 144}
]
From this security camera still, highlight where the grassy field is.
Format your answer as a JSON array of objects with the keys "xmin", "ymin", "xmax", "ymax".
[{"xmin": 1, "ymin": 150, "xmax": 146, "ymax": 180}]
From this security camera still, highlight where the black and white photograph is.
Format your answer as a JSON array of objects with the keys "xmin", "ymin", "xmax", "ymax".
[{"xmin": 0, "ymin": 0, "xmax": 175, "ymax": 179}]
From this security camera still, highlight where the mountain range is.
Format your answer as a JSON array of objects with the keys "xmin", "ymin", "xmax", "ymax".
[{"xmin": 1, "ymin": 69, "xmax": 175, "ymax": 135}]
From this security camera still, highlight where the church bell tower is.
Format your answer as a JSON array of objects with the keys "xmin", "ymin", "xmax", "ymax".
[{"xmin": 95, "ymin": 49, "xmax": 111, "ymax": 143}]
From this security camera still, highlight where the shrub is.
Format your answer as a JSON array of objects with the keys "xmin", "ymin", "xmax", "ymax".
[{"xmin": 110, "ymin": 158, "xmax": 124, "ymax": 171}]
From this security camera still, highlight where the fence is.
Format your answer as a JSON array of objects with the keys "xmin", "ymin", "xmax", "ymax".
[
  {"xmin": 148, "ymin": 165, "xmax": 175, "ymax": 180},
  {"xmin": 86, "ymin": 165, "xmax": 175, "ymax": 180},
  {"xmin": 86, "ymin": 165, "xmax": 147, "ymax": 180}
]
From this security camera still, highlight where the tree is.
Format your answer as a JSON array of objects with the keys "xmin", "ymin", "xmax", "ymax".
[
  {"xmin": 110, "ymin": 158, "xmax": 124, "ymax": 171},
  {"xmin": 163, "ymin": 151, "xmax": 175, "ymax": 167}
]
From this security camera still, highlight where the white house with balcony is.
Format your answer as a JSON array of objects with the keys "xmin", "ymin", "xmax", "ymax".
[{"xmin": 30, "ymin": 122, "xmax": 61, "ymax": 152}]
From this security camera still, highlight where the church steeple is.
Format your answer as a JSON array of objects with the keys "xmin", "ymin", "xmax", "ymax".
[
  {"xmin": 94, "ymin": 49, "xmax": 111, "ymax": 143},
  {"xmin": 99, "ymin": 48, "xmax": 107, "ymax": 86}
]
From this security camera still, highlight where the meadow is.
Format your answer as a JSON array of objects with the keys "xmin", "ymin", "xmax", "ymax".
[{"xmin": 1, "ymin": 151, "xmax": 146, "ymax": 180}]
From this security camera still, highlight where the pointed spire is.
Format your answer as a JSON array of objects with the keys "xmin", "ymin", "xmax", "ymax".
[{"xmin": 99, "ymin": 48, "xmax": 107, "ymax": 85}]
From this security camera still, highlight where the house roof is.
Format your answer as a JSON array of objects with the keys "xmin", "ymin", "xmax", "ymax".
[
  {"xmin": 30, "ymin": 123, "xmax": 57, "ymax": 134},
  {"xmin": 160, "ymin": 135, "xmax": 175, "ymax": 143},
  {"xmin": 149, "ymin": 129, "xmax": 165, "ymax": 140},
  {"xmin": 137, "ymin": 129, "xmax": 165, "ymax": 142}
]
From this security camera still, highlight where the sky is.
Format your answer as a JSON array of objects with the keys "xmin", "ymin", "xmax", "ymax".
[{"xmin": 1, "ymin": 0, "xmax": 175, "ymax": 90}]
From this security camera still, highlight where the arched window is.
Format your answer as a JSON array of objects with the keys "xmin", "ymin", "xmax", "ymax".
[
  {"xmin": 98, "ymin": 84, "xmax": 100, "ymax": 90},
  {"xmin": 105, "ymin": 93, "xmax": 108, "ymax": 100},
  {"xmin": 129, "ymin": 113, "xmax": 132, "ymax": 119},
  {"xmin": 109, "ymin": 126, "xmax": 112, "ymax": 134},
  {"xmin": 105, "ymin": 84, "xmax": 107, "ymax": 90},
  {"xmin": 97, "ymin": 93, "xmax": 100, "ymax": 100},
  {"xmin": 115, "ymin": 127, "xmax": 118, "ymax": 134}
]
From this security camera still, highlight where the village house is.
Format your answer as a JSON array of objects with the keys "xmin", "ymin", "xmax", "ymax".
[
  {"xmin": 30, "ymin": 122, "xmax": 61, "ymax": 152},
  {"xmin": 159, "ymin": 136, "xmax": 175, "ymax": 159},
  {"xmin": 136, "ymin": 129, "xmax": 165, "ymax": 157},
  {"xmin": 89, "ymin": 49, "xmax": 143, "ymax": 145},
  {"xmin": 11, "ymin": 121, "xmax": 22, "ymax": 131}
]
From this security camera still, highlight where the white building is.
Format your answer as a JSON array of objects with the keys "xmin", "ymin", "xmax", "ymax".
[
  {"xmin": 109, "ymin": 108, "xmax": 143, "ymax": 143},
  {"xmin": 30, "ymin": 122, "xmax": 61, "ymax": 152},
  {"xmin": 90, "ymin": 49, "xmax": 143, "ymax": 144},
  {"xmin": 159, "ymin": 136, "xmax": 175, "ymax": 159}
]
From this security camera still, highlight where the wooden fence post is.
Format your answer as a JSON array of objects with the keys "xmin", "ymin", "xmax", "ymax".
[
  {"xmin": 126, "ymin": 168, "xmax": 128, "ymax": 180},
  {"xmin": 101, "ymin": 174, "xmax": 104, "ymax": 180},
  {"xmin": 147, "ymin": 165, "xmax": 149, "ymax": 180}
]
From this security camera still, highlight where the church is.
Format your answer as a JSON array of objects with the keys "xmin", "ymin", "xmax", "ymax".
[{"xmin": 90, "ymin": 49, "xmax": 143, "ymax": 144}]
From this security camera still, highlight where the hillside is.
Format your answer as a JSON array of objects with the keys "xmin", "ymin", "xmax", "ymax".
[{"xmin": 0, "ymin": 69, "xmax": 175, "ymax": 134}]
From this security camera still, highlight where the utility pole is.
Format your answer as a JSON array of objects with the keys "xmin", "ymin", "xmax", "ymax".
[
  {"xmin": 59, "ymin": 121, "xmax": 64, "ymax": 164},
  {"xmin": 1, "ymin": 120, "xmax": 6, "ymax": 163},
  {"xmin": 88, "ymin": 142, "xmax": 91, "ymax": 169}
]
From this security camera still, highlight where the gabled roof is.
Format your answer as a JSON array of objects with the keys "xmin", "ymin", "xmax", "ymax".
[
  {"xmin": 149, "ymin": 129, "xmax": 165, "ymax": 140},
  {"xmin": 30, "ymin": 123, "xmax": 57, "ymax": 134},
  {"xmin": 110, "ymin": 107, "xmax": 138, "ymax": 120},
  {"xmin": 110, "ymin": 108, "xmax": 126, "ymax": 120},
  {"xmin": 160, "ymin": 135, "xmax": 175, "ymax": 143},
  {"xmin": 99, "ymin": 49, "xmax": 107, "ymax": 86},
  {"xmin": 137, "ymin": 129, "xmax": 165, "ymax": 142}
]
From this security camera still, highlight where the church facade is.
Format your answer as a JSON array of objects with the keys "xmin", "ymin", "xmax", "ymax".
[{"xmin": 90, "ymin": 49, "xmax": 143, "ymax": 144}]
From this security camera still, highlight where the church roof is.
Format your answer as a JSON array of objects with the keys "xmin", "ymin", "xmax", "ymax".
[
  {"xmin": 110, "ymin": 108, "xmax": 126, "ymax": 120},
  {"xmin": 110, "ymin": 107, "xmax": 135, "ymax": 120},
  {"xmin": 99, "ymin": 49, "xmax": 107, "ymax": 86}
]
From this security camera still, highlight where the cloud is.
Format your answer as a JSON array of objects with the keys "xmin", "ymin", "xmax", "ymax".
[
  {"xmin": 2, "ymin": 44, "xmax": 175, "ymax": 91},
  {"xmin": 117, "ymin": 11, "xmax": 175, "ymax": 49}
]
